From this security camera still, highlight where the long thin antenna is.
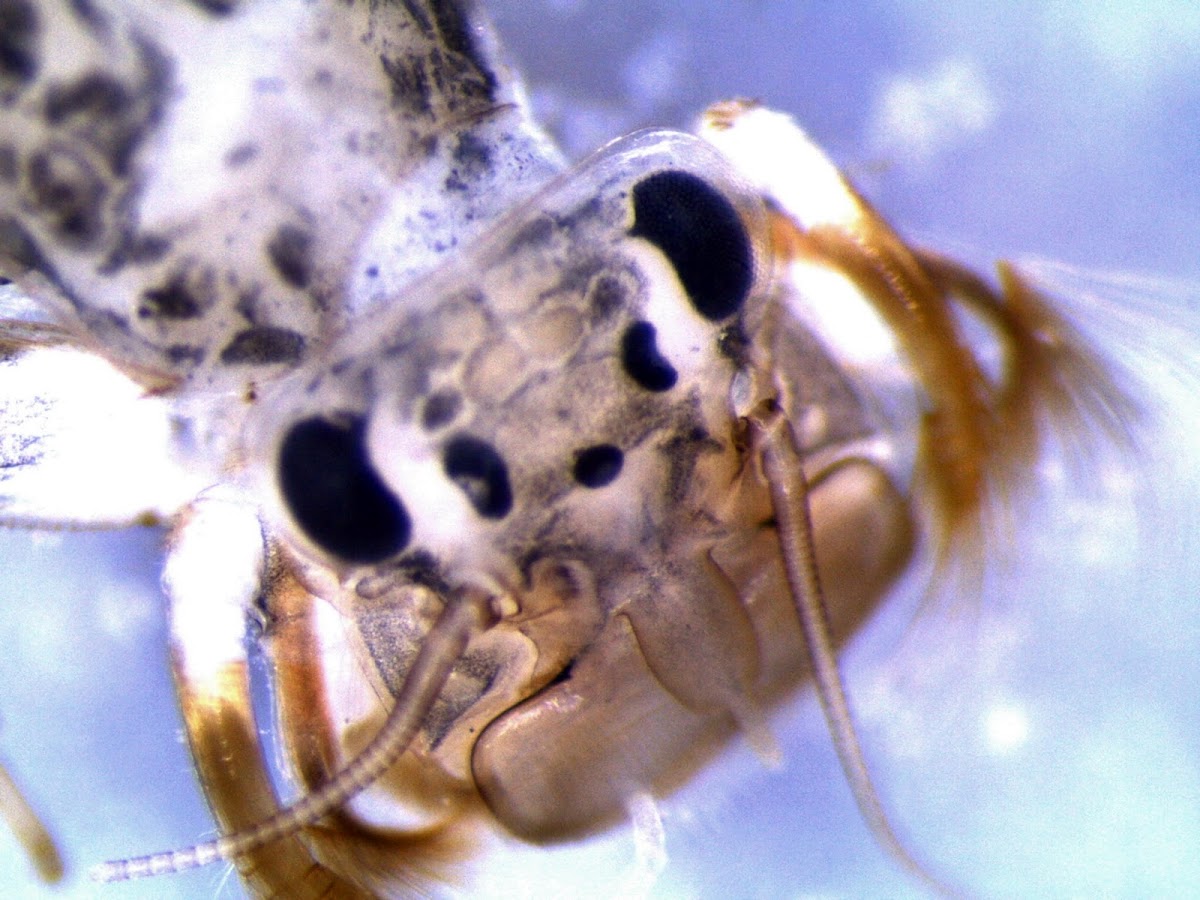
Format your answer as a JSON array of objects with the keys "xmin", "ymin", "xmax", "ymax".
[
  {"xmin": 749, "ymin": 400, "xmax": 965, "ymax": 899},
  {"xmin": 92, "ymin": 589, "xmax": 494, "ymax": 882}
]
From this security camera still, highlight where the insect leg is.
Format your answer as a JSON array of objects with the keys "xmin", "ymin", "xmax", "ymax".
[
  {"xmin": 748, "ymin": 400, "xmax": 965, "ymax": 899},
  {"xmin": 159, "ymin": 496, "xmax": 365, "ymax": 896},
  {"xmin": 0, "ymin": 753, "xmax": 63, "ymax": 883},
  {"xmin": 93, "ymin": 525, "xmax": 496, "ymax": 883},
  {"xmin": 170, "ymin": 613, "xmax": 365, "ymax": 898}
]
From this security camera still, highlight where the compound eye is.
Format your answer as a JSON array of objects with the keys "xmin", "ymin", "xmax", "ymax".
[
  {"xmin": 278, "ymin": 416, "xmax": 410, "ymax": 563},
  {"xmin": 629, "ymin": 169, "xmax": 753, "ymax": 322}
]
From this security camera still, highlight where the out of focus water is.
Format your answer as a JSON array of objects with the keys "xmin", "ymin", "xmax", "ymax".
[{"xmin": 2, "ymin": 2, "xmax": 1198, "ymax": 897}]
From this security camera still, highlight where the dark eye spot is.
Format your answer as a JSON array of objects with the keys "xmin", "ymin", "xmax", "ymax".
[
  {"xmin": 443, "ymin": 435, "xmax": 512, "ymax": 519},
  {"xmin": 620, "ymin": 320, "xmax": 677, "ymax": 392},
  {"xmin": 629, "ymin": 169, "xmax": 753, "ymax": 321},
  {"xmin": 279, "ymin": 416, "xmax": 410, "ymax": 563},
  {"xmin": 572, "ymin": 444, "xmax": 623, "ymax": 488}
]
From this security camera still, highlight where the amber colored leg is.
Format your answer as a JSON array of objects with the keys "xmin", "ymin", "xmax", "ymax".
[
  {"xmin": 171, "ymin": 649, "xmax": 372, "ymax": 899},
  {"xmin": 0, "ymin": 755, "xmax": 63, "ymax": 883}
]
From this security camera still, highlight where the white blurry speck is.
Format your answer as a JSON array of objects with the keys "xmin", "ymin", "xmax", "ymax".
[
  {"xmin": 26, "ymin": 532, "xmax": 63, "ymax": 551},
  {"xmin": 93, "ymin": 580, "xmax": 157, "ymax": 645},
  {"xmin": 983, "ymin": 702, "xmax": 1030, "ymax": 755},
  {"xmin": 622, "ymin": 792, "xmax": 666, "ymax": 898},
  {"xmin": 1064, "ymin": 497, "xmax": 1133, "ymax": 569},
  {"xmin": 868, "ymin": 58, "xmax": 996, "ymax": 167},
  {"xmin": 622, "ymin": 30, "xmax": 687, "ymax": 113},
  {"xmin": 1039, "ymin": 0, "xmax": 1200, "ymax": 86},
  {"xmin": 528, "ymin": 85, "xmax": 637, "ymax": 160},
  {"xmin": 522, "ymin": 28, "xmax": 690, "ymax": 159},
  {"xmin": 15, "ymin": 603, "xmax": 86, "ymax": 687},
  {"xmin": 1036, "ymin": 455, "xmax": 1141, "ymax": 572},
  {"xmin": 6, "ymin": 570, "xmax": 157, "ymax": 691}
]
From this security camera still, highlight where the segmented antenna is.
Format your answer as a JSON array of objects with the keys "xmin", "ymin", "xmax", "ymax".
[
  {"xmin": 91, "ymin": 591, "xmax": 494, "ymax": 882},
  {"xmin": 749, "ymin": 400, "xmax": 967, "ymax": 900}
]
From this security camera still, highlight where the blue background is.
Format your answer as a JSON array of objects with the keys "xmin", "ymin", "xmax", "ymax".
[{"xmin": 1, "ymin": 1, "xmax": 1198, "ymax": 896}]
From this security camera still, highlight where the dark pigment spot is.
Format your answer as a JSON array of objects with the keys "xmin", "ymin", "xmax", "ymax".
[
  {"xmin": 186, "ymin": 0, "xmax": 238, "ymax": 15},
  {"xmin": 444, "ymin": 131, "xmax": 493, "ymax": 192},
  {"xmin": 454, "ymin": 131, "xmax": 492, "ymax": 169},
  {"xmin": 119, "ymin": 232, "xmax": 170, "ymax": 266},
  {"xmin": 224, "ymin": 142, "xmax": 258, "ymax": 167},
  {"xmin": 266, "ymin": 223, "xmax": 313, "ymax": 289},
  {"xmin": 220, "ymin": 326, "xmax": 305, "ymax": 364},
  {"xmin": 381, "ymin": 54, "xmax": 431, "ymax": 117},
  {"xmin": 378, "ymin": 2, "xmax": 495, "ymax": 119},
  {"xmin": 279, "ymin": 416, "xmax": 410, "ymax": 563},
  {"xmin": 659, "ymin": 425, "xmax": 720, "ymax": 506},
  {"xmin": 717, "ymin": 322, "xmax": 751, "ymax": 366},
  {"xmin": 0, "ymin": 0, "xmax": 38, "ymax": 93},
  {"xmin": 0, "ymin": 144, "xmax": 15, "ymax": 181},
  {"xmin": 0, "ymin": 218, "xmax": 54, "ymax": 279},
  {"xmin": 65, "ymin": 1, "xmax": 104, "ymax": 29},
  {"xmin": 26, "ymin": 147, "xmax": 105, "ymax": 246},
  {"xmin": 443, "ymin": 435, "xmax": 512, "ymax": 519},
  {"xmin": 44, "ymin": 72, "xmax": 129, "ymax": 126},
  {"xmin": 629, "ymin": 170, "xmax": 753, "ymax": 321},
  {"xmin": 139, "ymin": 267, "xmax": 213, "ymax": 319},
  {"xmin": 421, "ymin": 389, "xmax": 461, "ymax": 430},
  {"xmin": 572, "ymin": 444, "xmax": 624, "ymax": 488},
  {"xmin": 43, "ymin": 62, "xmax": 161, "ymax": 177},
  {"xmin": 429, "ymin": 1, "xmax": 488, "ymax": 68},
  {"xmin": 620, "ymin": 320, "xmax": 677, "ymax": 392},
  {"xmin": 165, "ymin": 344, "xmax": 205, "ymax": 365},
  {"xmin": 587, "ymin": 273, "xmax": 627, "ymax": 324}
]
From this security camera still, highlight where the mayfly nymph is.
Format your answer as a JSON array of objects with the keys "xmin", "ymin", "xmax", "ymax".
[{"xmin": 0, "ymin": 1, "xmax": 1167, "ymax": 896}]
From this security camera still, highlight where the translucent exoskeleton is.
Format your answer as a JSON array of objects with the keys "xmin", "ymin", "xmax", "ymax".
[{"xmin": 2, "ymin": 2, "xmax": 1198, "ymax": 898}]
